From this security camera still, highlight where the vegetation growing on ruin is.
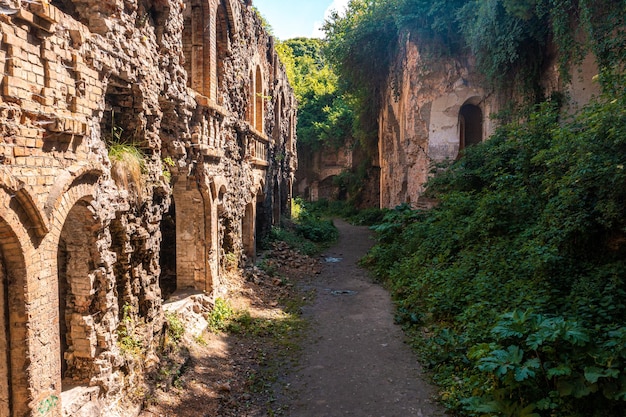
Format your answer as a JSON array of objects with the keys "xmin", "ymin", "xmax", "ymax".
[
  {"xmin": 165, "ymin": 311, "xmax": 185, "ymax": 343},
  {"xmin": 363, "ymin": 86, "xmax": 626, "ymax": 416},
  {"xmin": 323, "ymin": 0, "xmax": 626, "ymax": 150},
  {"xmin": 259, "ymin": 198, "xmax": 339, "ymax": 256},
  {"xmin": 118, "ymin": 304, "xmax": 144, "ymax": 357},
  {"xmin": 108, "ymin": 139, "xmax": 146, "ymax": 201}
]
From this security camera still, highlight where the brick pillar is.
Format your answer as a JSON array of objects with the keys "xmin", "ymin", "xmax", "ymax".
[{"xmin": 241, "ymin": 202, "xmax": 255, "ymax": 260}]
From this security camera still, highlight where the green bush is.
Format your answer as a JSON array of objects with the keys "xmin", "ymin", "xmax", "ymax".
[
  {"xmin": 165, "ymin": 311, "xmax": 185, "ymax": 343},
  {"xmin": 262, "ymin": 198, "xmax": 339, "ymax": 254},
  {"xmin": 294, "ymin": 212, "xmax": 338, "ymax": 243},
  {"xmin": 365, "ymin": 92, "xmax": 626, "ymax": 416},
  {"xmin": 207, "ymin": 298, "xmax": 235, "ymax": 333},
  {"xmin": 258, "ymin": 224, "xmax": 317, "ymax": 255}
]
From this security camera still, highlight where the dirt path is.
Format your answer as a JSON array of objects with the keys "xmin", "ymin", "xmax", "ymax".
[{"xmin": 285, "ymin": 219, "xmax": 444, "ymax": 417}]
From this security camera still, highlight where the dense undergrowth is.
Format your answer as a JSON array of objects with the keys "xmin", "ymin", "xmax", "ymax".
[
  {"xmin": 362, "ymin": 89, "xmax": 626, "ymax": 416},
  {"xmin": 260, "ymin": 198, "xmax": 339, "ymax": 256},
  {"xmin": 300, "ymin": 198, "xmax": 389, "ymax": 227}
]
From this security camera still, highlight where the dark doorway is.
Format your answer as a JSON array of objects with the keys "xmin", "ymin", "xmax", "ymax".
[
  {"xmin": 159, "ymin": 202, "xmax": 177, "ymax": 299},
  {"xmin": 459, "ymin": 104, "xmax": 483, "ymax": 150}
]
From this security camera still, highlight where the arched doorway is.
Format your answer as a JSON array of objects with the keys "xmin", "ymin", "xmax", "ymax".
[
  {"xmin": 0, "ymin": 246, "xmax": 11, "ymax": 416},
  {"xmin": 459, "ymin": 103, "xmax": 483, "ymax": 151},
  {"xmin": 273, "ymin": 93, "xmax": 282, "ymax": 142},
  {"xmin": 57, "ymin": 199, "xmax": 99, "ymax": 388},
  {"xmin": 168, "ymin": 178, "xmax": 208, "ymax": 293},
  {"xmin": 0, "ymin": 217, "xmax": 25, "ymax": 417},
  {"xmin": 255, "ymin": 189, "xmax": 268, "ymax": 249},
  {"xmin": 0, "ymin": 217, "xmax": 29, "ymax": 417},
  {"xmin": 280, "ymin": 178, "xmax": 289, "ymax": 217}
]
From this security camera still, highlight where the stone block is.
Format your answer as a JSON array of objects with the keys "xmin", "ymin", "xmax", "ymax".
[
  {"xmin": 13, "ymin": 147, "xmax": 28, "ymax": 157},
  {"xmin": 29, "ymin": 1, "xmax": 58, "ymax": 23},
  {"xmin": 3, "ymin": 76, "xmax": 30, "ymax": 100},
  {"xmin": 2, "ymin": 32, "xmax": 24, "ymax": 48}
]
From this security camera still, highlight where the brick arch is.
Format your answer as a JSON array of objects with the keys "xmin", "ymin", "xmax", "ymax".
[
  {"xmin": 48, "ymin": 181, "xmax": 102, "ymax": 391},
  {"xmin": 44, "ymin": 164, "xmax": 103, "ymax": 224},
  {"xmin": 218, "ymin": 0, "xmax": 238, "ymax": 35},
  {"xmin": 210, "ymin": 176, "xmax": 228, "ymax": 202},
  {"xmin": 0, "ymin": 170, "xmax": 48, "ymax": 238},
  {"xmin": 0, "ymin": 216, "xmax": 31, "ymax": 417}
]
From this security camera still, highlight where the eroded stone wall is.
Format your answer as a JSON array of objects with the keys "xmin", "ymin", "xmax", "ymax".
[
  {"xmin": 379, "ymin": 34, "xmax": 599, "ymax": 209},
  {"xmin": 0, "ymin": 0, "xmax": 296, "ymax": 415}
]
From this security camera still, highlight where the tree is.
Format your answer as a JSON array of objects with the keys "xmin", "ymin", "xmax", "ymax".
[{"xmin": 277, "ymin": 38, "xmax": 354, "ymax": 151}]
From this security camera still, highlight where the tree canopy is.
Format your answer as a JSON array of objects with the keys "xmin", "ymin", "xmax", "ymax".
[
  {"xmin": 322, "ymin": 0, "xmax": 626, "ymax": 146},
  {"xmin": 276, "ymin": 37, "xmax": 354, "ymax": 151}
]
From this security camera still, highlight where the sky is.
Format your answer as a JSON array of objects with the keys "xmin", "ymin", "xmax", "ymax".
[{"xmin": 252, "ymin": 0, "xmax": 350, "ymax": 40}]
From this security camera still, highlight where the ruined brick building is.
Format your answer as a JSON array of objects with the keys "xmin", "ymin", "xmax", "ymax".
[
  {"xmin": 0, "ymin": 0, "xmax": 297, "ymax": 414},
  {"xmin": 295, "ymin": 28, "xmax": 601, "ymax": 210},
  {"xmin": 378, "ymin": 35, "xmax": 600, "ymax": 208}
]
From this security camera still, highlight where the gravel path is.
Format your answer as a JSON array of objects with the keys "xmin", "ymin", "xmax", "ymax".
[{"xmin": 286, "ymin": 219, "xmax": 445, "ymax": 417}]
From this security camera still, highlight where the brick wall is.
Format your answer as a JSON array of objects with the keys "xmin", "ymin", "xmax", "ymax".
[{"xmin": 0, "ymin": 0, "xmax": 298, "ymax": 415}]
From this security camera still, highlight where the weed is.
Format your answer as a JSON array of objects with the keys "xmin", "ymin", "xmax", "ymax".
[
  {"xmin": 165, "ymin": 311, "xmax": 185, "ymax": 343},
  {"xmin": 117, "ymin": 304, "xmax": 143, "ymax": 357},
  {"xmin": 194, "ymin": 333, "xmax": 207, "ymax": 346},
  {"xmin": 161, "ymin": 156, "xmax": 175, "ymax": 183},
  {"xmin": 207, "ymin": 298, "xmax": 235, "ymax": 332},
  {"xmin": 259, "ymin": 259, "xmax": 279, "ymax": 277},
  {"xmin": 224, "ymin": 252, "xmax": 239, "ymax": 271}
]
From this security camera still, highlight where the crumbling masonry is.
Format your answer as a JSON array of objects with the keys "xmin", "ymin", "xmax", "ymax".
[
  {"xmin": 0, "ymin": 0, "xmax": 297, "ymax": 415},
  {"xmin": 377, "ymin": 35, "xmax": 599, "ymax": 208}
]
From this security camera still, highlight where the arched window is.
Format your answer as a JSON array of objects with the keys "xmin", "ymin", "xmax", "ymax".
[
  {"xmin": 215, "ymin": 0, "xmax": 233, "ymax": 104},
  {"xmin": 182, "ymin": 0, "xmax": 211, "ymax": 97},
  {"xmin": 249, "ymin": 70, "xmax": 254, "ymax": 124},
  {"xmin": 459, "ymin": 103, "xmax": 483, "ymax": 151},
  {"xmin": 273, "ymin": 93, "xmax": 282, "ymax": 142},
  {"xmin": 255, "ymin": 66, "xmax": 264, "ymax": 132}
]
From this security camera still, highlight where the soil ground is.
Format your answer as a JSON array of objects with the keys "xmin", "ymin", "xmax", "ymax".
[
  {"xmin": 284, "ymin": 219, "xmax": 444, "ymax": 417},
  {"xmin": 139, "ymin": 219, "xmax": 444, "ymax": 417}
]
